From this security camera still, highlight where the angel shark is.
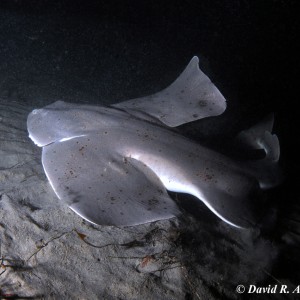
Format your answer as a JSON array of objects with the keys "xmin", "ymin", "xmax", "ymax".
[{"xmin": 27, "ymin": 57, "xmax": 281, "ymax": 228}]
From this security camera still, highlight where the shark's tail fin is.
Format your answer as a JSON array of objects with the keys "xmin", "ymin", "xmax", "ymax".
[{"xmin": 237, "ymin": 114, "xmax": 283, "ymax": 189}]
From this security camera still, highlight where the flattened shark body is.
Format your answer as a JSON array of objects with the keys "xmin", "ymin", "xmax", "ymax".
[{"xmin": 27, "ymin": 57, "xmax": 281, "ymax": 228}]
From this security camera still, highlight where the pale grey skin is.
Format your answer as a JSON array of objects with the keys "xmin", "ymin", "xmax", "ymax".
[{"xmin": 27, "ymin": 57, "xmax": 280, "ymax": 228}]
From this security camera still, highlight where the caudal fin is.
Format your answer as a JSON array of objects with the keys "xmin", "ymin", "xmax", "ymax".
[{"xmin": 237, "ymin": 114, "xmax": 282, "ymax": 189}]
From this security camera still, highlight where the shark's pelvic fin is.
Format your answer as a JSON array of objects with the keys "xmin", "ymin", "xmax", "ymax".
[
  {"xmin": 237, "ymin": 114, "xmax": 282, "ymax": 190},
  {"xmin": 237, "ymin": 114, "xmax": 280, "ymax": 163}
]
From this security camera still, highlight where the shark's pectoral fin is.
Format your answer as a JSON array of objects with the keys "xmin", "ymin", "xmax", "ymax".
[
  {"xmin": 42, "ymin": 136, "xmax": 179, "ymax": 226},
  {"xmin": 113, "ymin": 56, "xmax": 227, "ymax": 127}
]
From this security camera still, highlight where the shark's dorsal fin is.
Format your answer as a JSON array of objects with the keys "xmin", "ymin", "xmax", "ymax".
[{"xmin": 113, "ymin": 56, "xmax": 227, "ymax": 127}]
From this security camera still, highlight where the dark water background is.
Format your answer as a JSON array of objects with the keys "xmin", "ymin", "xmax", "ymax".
[{"xmin": 0, "ymin": 0, "xmax": 298, "ymax": 291}]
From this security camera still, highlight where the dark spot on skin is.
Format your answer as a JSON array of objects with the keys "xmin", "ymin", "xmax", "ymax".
[
  {"xmin": 54, "ymin": 169, "xmax": 57, "ymax": 172},
  {"xmin": 148, "ymin": 198, "xmax": 159, "ymax": 205},
  {"xmin": 193, "ymin": 114, "xmax": 198, "ymax": 118},
  {"xmin": 120, "ymin": 212, "xmax": 124, "ymax": 215},
  {"xmin": 101, "ymin": 210, "xmax": 105, "ymax": 213},
  {"xmin": 79, "ymin": 146, "xmax": 85, "ymax": 151},
  {"xmin": 104, "ymin": 131, "xmax": 108, "ymax": 134},
  {"xmin": 111, "ymin": 197, "xmax": 115, "ymax": 201},
  {"xmin": 199, "ymin": 100, "xmax": 207, "ymax": 107},
  {"xmin": 180, "ymin": 90, "xmax": 184, "ymax": 93},
  {"xmin": 69, "ymin": 170, "xmax": 74, "ymax": 175},
  {"xmin": 88, "ymin": 187, "xmax": 92, "ymax": 189}
]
